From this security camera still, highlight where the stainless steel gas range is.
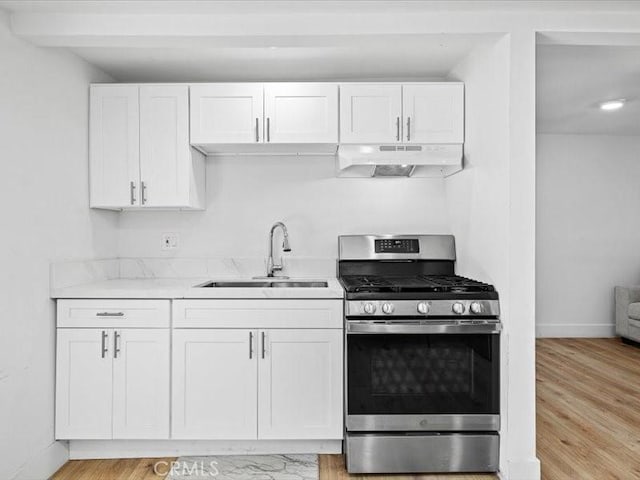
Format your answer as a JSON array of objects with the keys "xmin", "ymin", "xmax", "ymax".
[{"xmin": 338, "ymin": 235, "xmax": 501, "ymax": 474}]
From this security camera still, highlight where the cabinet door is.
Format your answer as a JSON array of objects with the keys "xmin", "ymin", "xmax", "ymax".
[
  {"xmin": 112, "ymin": 329, "xmax": 170, "ymax": 439},
  {"xmin": 190, "ymin": 84, "xmax": 264, "ymax": 144},
  {"xmin": 172, "ymin": 329, "xmax": 258, "ymax": 439},
  {"xmin": 339, "ymin": 84, "xmax": 402, "ymax": 144},
  {"xmin": 264, "ymin": 84, "xmax": 338, "ymax": 143},
  {"xmin": 258, "ymin": 329, "xmax": 343, "ymax": 439},
  {"xmin": 89, "ymin": 85, "xmax": 140, "ymax": 208},
  {"xmin": 56, "ymin": 329, "xmax": 113, "ymax": 439},
  {"xmin": 402, "ymin": 83, "xmax": 464, "ymax": 144},
  {"xmin": 139, "ymin": 85, "xmax": 191, "ymax": 207}
]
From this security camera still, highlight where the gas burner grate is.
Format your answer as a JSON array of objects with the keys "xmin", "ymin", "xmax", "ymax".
[{"xmin": 340, "ymin": 274, "xmax": 494, "ymax": 294}]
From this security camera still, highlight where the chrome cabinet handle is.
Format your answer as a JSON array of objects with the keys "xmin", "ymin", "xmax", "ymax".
[
  {"xmin": 101, "ymin": 330, "xmax": 109, "ymax": 358},
  {"xmin": 114, "ymin": 331, "xmax": 121, "ymax": 359},
  {"xmin": 130, "ymin": 181, "xmax": 136, "ymax": 205},
  {"xmin": 141, "ymin": 181, "xmax": 147, "ymax": 205},
  {"xmin": 261, "ymin": 331, "xmax": 266, "ymax": 359},
  {"xmin": 255, "ymin": 118, "xmax": 260, "ymax": 142},
  {"xmin": 249, "ymin": 331, "xmax": 254, "ymax": 359},
  {"xmin": 396, "ymin": 117, "xmax": 400, "ymax": 141},
  {"xmin": 96, "ymin": 312, "xmax": 124, "ymax": 317},
  {"xmin": 266, "ymin": 118, "xmax": 270, "ymax": 142},
  {"xmin": 406, "ymin": 117, "xmax": 411, "ymax": 142}
]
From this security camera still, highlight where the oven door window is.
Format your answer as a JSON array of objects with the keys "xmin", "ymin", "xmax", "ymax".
[{"xmin": 347, "ymin": 333, "xmax": 499, "ymax": 415}]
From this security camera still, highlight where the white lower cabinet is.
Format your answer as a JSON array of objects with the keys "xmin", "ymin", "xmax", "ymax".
[
  {"xmin": 56, "ymin": 329, "xmax": 114, "ymax": 439},
  {"xmin": 258, "ymin": 329, "xmax": 343, "ymax": 439},
  {"xmin": 171, "ymin": 329, "xmax": 258, "ymax": 439},
  {"xmin": 112, "ymin": 329, "xmax": 170, "ymax": 439},
  {"xmin": 170, "ymin": 299, "xmax": 344, "ymax": 441},
  {"xmin": 56, "ymin": 299, "xmax": 343, "ymax": 442},
  {"xmin": 171, "ymin": 327, "xmax": 343, "ymax": 440},
  {"xmin": 55, "ymin": 326, "xmax": 170, "ymax": 440}
]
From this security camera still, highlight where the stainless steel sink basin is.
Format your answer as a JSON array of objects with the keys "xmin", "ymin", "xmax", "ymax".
[
  {"xmin": 270, "ymin": 281, "xmax": 328, "ymax": 288},
  {"xmin": 196, "ymin": 281, "xmax": 328, "ymax": 288}
]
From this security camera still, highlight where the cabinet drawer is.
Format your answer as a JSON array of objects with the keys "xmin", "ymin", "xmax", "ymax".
[
  {"xmin": 57, "ymin": 300, "xmax": 170, "ymax": 328},
  {"xmin": 173, "ymin": 300, "xmax": 343, "ymax": 329}
]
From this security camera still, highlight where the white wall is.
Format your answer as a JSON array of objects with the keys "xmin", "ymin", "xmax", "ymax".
[
  {"xmin": 117, "ymin": 156, "xmax": 450, "ymax": 261},
  {"xmin": 446, "ymin": 36, "xmax": 524, "ymax": 475},
  {"xmin": 0, "ymin": 12, "xmax": 118, "ymax": 480},
  {"xmin": 536, "ymin": 134, "xmax": 640, "ymax": 337}
]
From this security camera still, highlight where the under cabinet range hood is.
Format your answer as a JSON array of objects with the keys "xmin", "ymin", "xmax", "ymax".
[{"xmin": 337, "ymin": 144, "xmax": 463, "ymax": 178}]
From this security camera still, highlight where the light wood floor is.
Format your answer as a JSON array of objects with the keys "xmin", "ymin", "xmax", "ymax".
[
  {"xmin": 536, "ymin": 338, "xmax": 640, "ymax": 480},
  {"xmin": 52, "ymin": 338, "xmax": 640, "ymax": 480}
]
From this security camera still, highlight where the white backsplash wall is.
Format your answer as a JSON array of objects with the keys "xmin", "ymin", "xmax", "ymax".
[{"xmin": 117, "ymin": 154, "xmax": 450, "ymax": 262}]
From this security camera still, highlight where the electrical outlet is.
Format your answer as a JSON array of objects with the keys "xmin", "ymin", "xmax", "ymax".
[{"xmin": 161, "ymin": 233, "xmax": 179, "ymax": 250}]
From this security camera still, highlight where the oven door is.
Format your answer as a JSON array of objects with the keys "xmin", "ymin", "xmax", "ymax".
[{"xmin": 346, "ymin": 321, "xmax": 500, "ymax": 432}]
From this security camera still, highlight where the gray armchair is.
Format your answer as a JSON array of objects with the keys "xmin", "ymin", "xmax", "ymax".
[{"xmin": 615, "ymin": 286, "xmax": 640, "ymax": 343}]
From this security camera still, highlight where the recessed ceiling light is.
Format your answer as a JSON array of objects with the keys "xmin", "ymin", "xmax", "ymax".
[{"xmin": 599, "ymin": 99, "xmax": 626, "ymax": 111}]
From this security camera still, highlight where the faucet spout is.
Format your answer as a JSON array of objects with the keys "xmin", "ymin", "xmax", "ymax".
[{"xmin": 267, "ymin": 222, "xmax": 291, "ymax": 277}]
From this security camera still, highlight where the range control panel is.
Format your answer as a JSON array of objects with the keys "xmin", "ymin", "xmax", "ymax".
[{"xmin": 374, "ymin": 238, "xmax": 420, "ymax": 254}]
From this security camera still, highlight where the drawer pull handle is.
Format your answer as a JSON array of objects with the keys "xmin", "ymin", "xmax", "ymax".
[
  {"xmin": 96, "ymin": 312, "xmax": 125, "ymax": 317},
  {"xmin": 249, "ymin": 331, "xmax": 254, "ymax": 359},
  {"xmin": 261, "ymin": 331, "xmax": 267, "ymax": 359}
]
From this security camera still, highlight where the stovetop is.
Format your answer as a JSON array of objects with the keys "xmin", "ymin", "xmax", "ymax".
[
  {"xmin": 337, "ymin": 235, "xmax": 499, "ymax": 303},
  {"xmin": 338, "ymin": 274, "xmax": 499, "ymax": 302},
  {"xmin": 339, "ymin": 274, "xmax": 495, "ymax": 294}
]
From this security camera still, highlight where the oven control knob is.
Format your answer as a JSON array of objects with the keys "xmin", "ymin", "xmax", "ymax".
[
  {"xmin": 382, "ymin": 303, "xmax": 395, "ymax": 314},
  {"xmin": 452, "ymin": 302, "xmax": 466, "ymax": 315},
  {"xmin": 417, "ymin": 302, "xmax": 430, "ymax": 314},
  {"xmin": 363, "ymin": 302, "xmax": 377, "ymax": 314},
  {"xmin": 470, "ymin": 302, "xmax": 483, "ymax": 314}
]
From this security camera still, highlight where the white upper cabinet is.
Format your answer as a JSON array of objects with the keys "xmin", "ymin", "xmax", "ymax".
[
  {"xmin": 339, "ymin": 84, "xmax": 402, "ymax": 144},
  {"xmin": 339, "ymin": 83, "xmax": 464, "ymax": 145},
  {"xmin": 258, "ymin": 329, "xmax": 343, "ymax": 440},
  {"xmin": 56, "ymin": 329, "xmax": 113, "ymax": 439},
  {"xmin": 403, "ymin": 83, "xmax": 464, "ymax": 144},
  {"xmin": 89, "ymin": 85, "xmax": 140, "ymax": 208},
  {"xmin": 139, "ymin": 85, "xmax": 201, "ymax": 208},
  {"xmin": 189, "ymin": 83, "xmax": 338, "ymax": 153},
  {"xmin": 264, "ymin": 84, "xmax": 338, "ymax": 144},
  {"xmin": 112, "ymin": 329, "xmax": 170, "ymax": 439},
  {"xmin": 190, "ymin": 84, "xmax": 263, "ymax": 145},
  {"xmin": 90, "ymin": 84, "xmax": 205, "ymax": 211},
  {"xmin": 171, "ymin": 329, "xmax": 258, "ymax": 440}
]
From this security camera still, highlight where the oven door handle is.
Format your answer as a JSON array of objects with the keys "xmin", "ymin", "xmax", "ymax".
[{"xmin": 346, "ymin": 321, "xmax": 501, "ymax": 334}]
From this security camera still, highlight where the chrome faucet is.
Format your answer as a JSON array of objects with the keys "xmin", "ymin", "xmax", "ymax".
[{"xmin": 266, "ymin": 222, "xmax": 291, "ymax": 277}]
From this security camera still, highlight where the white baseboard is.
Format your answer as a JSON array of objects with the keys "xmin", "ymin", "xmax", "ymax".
[
  {"xmin": 69, "ymin": 440, "xmax": 342, "ymax": 460},
  {"xmin": 12, "ymin": 441, "xmax": 68, "ymax": 480},
  {"xmin": 536, "ymin": 323, "xmax": 615, "ymax": 338},
  {"xmin": 505, "ymin": 457, "xmax": 541, "ymax": 480}
]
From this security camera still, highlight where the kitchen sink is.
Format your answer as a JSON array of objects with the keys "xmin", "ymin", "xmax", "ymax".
[
  {"xmin": 196, "ymin": 281, "xmax": 328, "ymax": 288},
  {"xmin": 270, "ymin": 281, "xmax": 328, "ymax": 288}
]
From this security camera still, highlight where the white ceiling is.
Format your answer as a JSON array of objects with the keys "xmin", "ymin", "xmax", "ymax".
[
  {"xmin": 537, "ymin": 44, "xmax": 640, "ymax": 135},
  {"xmin": 0, "ymin": 1, "xmax": 501, "ymax": 81},
  {"xmin": 65, "ymin": 35, "xmax": 493, "ymax": 83}
]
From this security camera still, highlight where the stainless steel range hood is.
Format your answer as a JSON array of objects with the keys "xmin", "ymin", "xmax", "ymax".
[{"xmin": 337, "ymin": 144, "xmax": 463, "ymax": 178}]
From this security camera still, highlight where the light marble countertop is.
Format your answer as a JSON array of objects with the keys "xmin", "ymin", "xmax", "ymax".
[{"xmin": 50, "ymin": 277, "xmax": 345, "ymax": 299}]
